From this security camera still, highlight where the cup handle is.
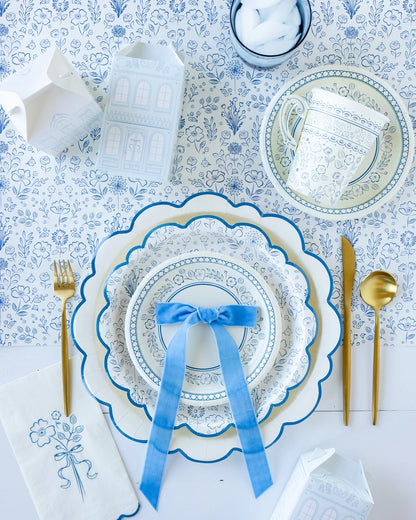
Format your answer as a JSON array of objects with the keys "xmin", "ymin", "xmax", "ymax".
[{"xmin": 278, "ymin": 94, "xmax": 309, "ymax": 151}]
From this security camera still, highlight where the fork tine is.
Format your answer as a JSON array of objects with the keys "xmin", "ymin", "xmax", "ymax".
[
  {"xmin": 62, "ymin": 260, "xmax": 69, "ymax": 287},
  {"xmin": 58, "ymin": 260, "xmax": 64, "ymax": 288},
  {"xmin": 53, "ymin": 260, "xmax": 58, "ymax": 286},
  {"xmin": 67, "ymin": 260, "xmax": 74, "ymax": 286}
]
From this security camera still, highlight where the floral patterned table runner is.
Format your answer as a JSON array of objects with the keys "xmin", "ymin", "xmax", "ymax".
[{"xmin": 0, "ymin": 0, "xmax": 415, "ymax": 350}]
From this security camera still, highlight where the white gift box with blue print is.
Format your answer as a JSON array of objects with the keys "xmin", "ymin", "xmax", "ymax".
[
  {"xmin": 97, "ymin": 41, "xmax": 185, "ymax": 182},
  {"xmin": 271, "ymin": 448, "xmax": 373, "ymax": 520},
  {"xmin": 0, "ymin": 47, "xmax": 102, "ymax": 156}
]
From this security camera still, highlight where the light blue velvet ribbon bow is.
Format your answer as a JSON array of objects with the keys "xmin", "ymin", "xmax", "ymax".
[{"xmin": 140, "ymin": 302, "xmax": 273, "ymax": 510}]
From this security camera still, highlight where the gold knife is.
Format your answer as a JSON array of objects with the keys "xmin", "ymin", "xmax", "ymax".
[{"xmin": 341, "ymin": 236, "xmax": 356, "ymax": 426}]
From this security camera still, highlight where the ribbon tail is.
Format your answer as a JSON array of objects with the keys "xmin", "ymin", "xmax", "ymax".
[
  {"xmin": 140, "ymin": 320, "xmax": 192, "ymax": 510},
  {"xmin": 57, "ymin": 458, "xmax": 72, "ymax": 490},
  {"xmin": 210, "ymin": 323, "xmax": 273, "ymax": 497},
  {"xmin": 140, "ymin": 468, "xmax": 160, "ymax": 511}
]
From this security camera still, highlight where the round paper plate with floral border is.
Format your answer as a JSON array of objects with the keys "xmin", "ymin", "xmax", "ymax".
[
  {"xmin": 98, "ymin": 217, "xmax": 316, "ymax": 436},
  {"xmin": 124, "ymin": 250, "xmax": 282, "ymax": 406},
  {"xmin": 260, "ymin": 65, "xmax": 414, "ymax": 220},
  {"xmin": 72, "ymin": 193, "xmax": 342, "ymax": 462}
]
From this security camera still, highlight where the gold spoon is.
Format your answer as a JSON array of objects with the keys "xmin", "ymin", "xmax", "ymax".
[{"xmin": 360, "ymin": 271, "xmax": 398, "ymax": 425}]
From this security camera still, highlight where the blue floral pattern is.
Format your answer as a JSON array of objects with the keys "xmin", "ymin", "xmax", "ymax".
[
  {"xmin": 98, "ymin": 217, "xmax": 316, "ymax": 435},
  {"xmin": 29, "ymin": 418, "xmax": 56, "ymax": 447},
  {"xmin": 125, "ymin": 252, "xmax": 280, "ymax": 403},
  {"xmin": 0, "ymin": 0, "xmax": 415, "ymax": 353},
  {"xmin": 29, "ymin": 412, "xmax": 97, "ymax": 500}
]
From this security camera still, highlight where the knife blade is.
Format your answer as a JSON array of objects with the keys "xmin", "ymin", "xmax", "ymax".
[{"xmin": 341, "ymin": 236, "xmax": 356, "ymax": 426}]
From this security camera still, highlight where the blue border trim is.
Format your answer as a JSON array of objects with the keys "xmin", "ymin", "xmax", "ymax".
[
  {"xmin": 71, "ymin": 192, "xmax": 342, "ymax": 462},
  {"xmin": 95, "ymin": 214, "xmax": 318, "ymax": 437},
  {"xmin": 117, "ymin": 502, "xmax": 140, "ymax": 519}
]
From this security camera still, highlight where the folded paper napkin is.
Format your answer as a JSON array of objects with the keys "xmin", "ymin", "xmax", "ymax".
[{"xmin": 0, "ymin": 356, "xmax": 139, "ymax": 520}]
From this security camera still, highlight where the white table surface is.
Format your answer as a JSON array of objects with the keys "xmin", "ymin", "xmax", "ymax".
[
  {"xmin": 1, "ymin": 0, "xmax": 416, "ymax": 518},
  {"xmin": 1, "ymin": 341, "xmax": 416, "ymax": 519}
]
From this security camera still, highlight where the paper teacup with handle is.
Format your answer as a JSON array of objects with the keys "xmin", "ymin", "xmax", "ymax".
[{"xmin": 279, "ymin": 88, "xmax": 389, "ymax": 207}]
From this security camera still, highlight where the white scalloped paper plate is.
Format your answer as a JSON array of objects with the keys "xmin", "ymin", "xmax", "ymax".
[
  {"xmin": 72, "ymin": 193, "xmax": 341, "ymax": 462},
  {"xmin": 97, "ymin": 216, "xmax": 316, "ymax": 436}
]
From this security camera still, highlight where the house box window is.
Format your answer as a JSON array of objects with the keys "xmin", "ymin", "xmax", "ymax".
[
  {"xmin": 134, "ymin": 81, "xmax": 151, "ymax": 107},
  {"xmin": 297, "ymin": 499, "xmax": 317, "ymax": 520},
  {"xmin": 156, "ymin": 84, "xmax": 172, "ymax": 111},
  {"xmin": 114, "ymin": 78, "xmax": 129, "ymax": 105},
  {"xmin": 106, "ymin": 126, "xmax": 121, "ymax": 155},
  {"xmin": 321, "ymin": 509, "xmax": 337, "ymax": 520}
]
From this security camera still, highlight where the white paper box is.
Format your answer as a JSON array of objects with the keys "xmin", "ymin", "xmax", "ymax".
[
  {"xmin": 96, "ymin": 41, "xmax": 185, "ymax": 182},
  {"xmin": 271, "ymin": 448, "xmax": 374, "ymax": 520},
  {"xmin": 0, "ymin": 48, "xmax": 102, "ymax": 156}
]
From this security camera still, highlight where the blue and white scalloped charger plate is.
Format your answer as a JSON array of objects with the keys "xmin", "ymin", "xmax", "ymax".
[
  {"xmin": 97, "ymin": 216, "xmax": 316, "ymax": 436},
  {"xmin": 125, "ymin": 251, "xmax": 282, "ymax": 406},
  {"xmin": 72, "ymin": 193, "xmax": 341, "ymax": 462},
  {"xmin": 260, "ymin": 66, "xmax": 414, "ymax": 220}
]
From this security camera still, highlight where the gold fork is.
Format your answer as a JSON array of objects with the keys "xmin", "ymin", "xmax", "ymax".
[{"xmin": 53, "ymin": 260, "xmax": 75, "ymax": 417}]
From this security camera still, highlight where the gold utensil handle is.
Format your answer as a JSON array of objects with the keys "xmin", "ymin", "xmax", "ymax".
[
  {"xmin": 373, "ymin": 308, "xmax": 380, "ymax": 425},
  {"xmin": 61, "ymin": 301, "xmax": 70, "ymax": 417},
  {"xmin": 343, "ymin": 305, "xmax": 351, "ymax": 426}
]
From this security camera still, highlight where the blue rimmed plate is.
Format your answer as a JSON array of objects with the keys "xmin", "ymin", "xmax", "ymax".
[
  {"xmin": 260, "ymin": 65, "xmax": 414, "ymax": 220},
  {"xmin": 125, "ymin": 251, "xmax": 281, "ymax": 405},
  {"xmin": 72, "ymin": 193, "xmax": 341, "ymax": 462},
  {"xmin": 98, "ymin": 217, "xmax": 316, "ymax": 436}
]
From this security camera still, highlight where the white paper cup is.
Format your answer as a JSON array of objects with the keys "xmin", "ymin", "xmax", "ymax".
[{"xmin": 279, "ymin": 88, "xmax": 390, "ymax": 206}]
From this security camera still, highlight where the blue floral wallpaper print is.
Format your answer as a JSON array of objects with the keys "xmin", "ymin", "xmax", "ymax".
[{"xmin": 0, "ymin": 0, "xmax": 415, "ymax": 349}]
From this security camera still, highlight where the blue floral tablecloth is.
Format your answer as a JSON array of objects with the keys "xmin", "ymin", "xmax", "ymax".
[{"xmin": 0, "ymin": 0, "xmax": 415, "ymax": 348}]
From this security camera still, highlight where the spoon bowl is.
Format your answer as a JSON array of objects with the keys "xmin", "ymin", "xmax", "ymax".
[
  {"xmin": 360, "ymin": 270, "xmax": 398, "ymax": 425},
  {"xmin": 360, "ymin": 271, "xmax": 398, "ymax": 310}
]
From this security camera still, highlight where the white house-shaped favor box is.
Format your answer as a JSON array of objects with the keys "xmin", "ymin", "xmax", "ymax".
[
  {"xmin": 0, "ymin": 47, "xmax": 102, "ymax": 156},
  {"xmin": 271, "ymin": 448, "xmax": 374, "ymax": 520},
  {"xmin": 97, "ymin": 41, "xmax": 185, "ymax": 181}
]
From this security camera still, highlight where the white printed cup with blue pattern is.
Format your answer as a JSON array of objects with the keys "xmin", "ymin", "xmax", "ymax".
[
  {"xmin": 279, "ymin": 88, "xmax": 390, "ymax": 207},
  {"xmin": 229, "ymin": 0, "xmax": 312, "ymax": 68}
]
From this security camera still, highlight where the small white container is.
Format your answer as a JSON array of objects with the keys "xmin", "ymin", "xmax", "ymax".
[
  {"xmin": 229, "ymin": 0, "xmax": 311, "ymax": 68},
  {"xmin": 271, "ymin": 448, "xmax": 374, "ymax": 520}
]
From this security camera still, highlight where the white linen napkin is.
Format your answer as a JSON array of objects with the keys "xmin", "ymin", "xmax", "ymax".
[{"xmin": 0, "ymin": 356, "xmax": 139, "ymax": 520}]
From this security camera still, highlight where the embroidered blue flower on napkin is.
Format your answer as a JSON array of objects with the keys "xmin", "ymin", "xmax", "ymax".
[
  {"xmin": 0, "ymin": 356, "xmax": 140, "ymax": 520},
  {"xmin": 29, "ymin": 411, "xmax": 97, "ymax": 500}
]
